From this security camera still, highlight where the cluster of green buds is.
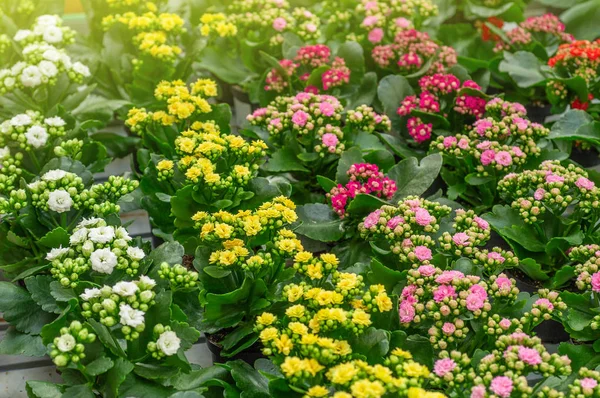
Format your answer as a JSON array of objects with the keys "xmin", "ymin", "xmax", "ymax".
[
  {"xmin": 569, "ymin": 367, "xmax": 600, "ymax": 397},
  {"xmin": 79, "ymin": 276, "xmax": 157, "ymax": 340},
  {"xmin": 518, "ymin": 289, "xmax": 566, "ymax": 329},
  {"xmin": 0, "ymin": 151, "xmax": 23, "ymax": 197},
  {"xmin": 80, "ymin": 175, "xmax": 139, "ymax": 215},
  {"xmin": 147, "ymin": 324, "xmax": 182, "ymax": 359},
  {"xmin": 0, "ymin": 111, "xmax": 67, "ymax": 151},
  {"xmin": 0, "ymin": 34, "xmax": 9, "ymax": 55},
  {"xmin": 158, "ymin": 262, "xmax": 199, "ymax": 289},
  {"xmin": 0, "ymin": 188, "xmax": 27, "ymax": 213},
  {"xmin": 570, "ymin": 244, "xmax": 600, "ymax": 292},
  {"xmin": 54, "ymin": 139, "xmax": 84, "ymax": 159},
  {"xmin": 155, "ymin": 159, "xmax": 174, "ymax": 182},
  {"xmin": 48, "ymin": 218, "xmax": 146, "ymax": 287},
  {"xmin": 27, "ymin": 169, "xmax": 85, "ymax": 213},
  {"xmin": 49, "ymin": 321, "xmax": 96, "ymax": 367}
]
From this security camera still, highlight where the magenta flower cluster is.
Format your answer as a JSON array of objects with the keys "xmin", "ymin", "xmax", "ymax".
[{"xmin": 327, "ymin": 163, "xmax": 397, "ymax": 217}]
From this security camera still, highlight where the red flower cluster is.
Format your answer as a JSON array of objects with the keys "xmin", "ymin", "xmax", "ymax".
[{"xmin": 548, "ymin": 40, "xmax": 600, "ymax": 68}]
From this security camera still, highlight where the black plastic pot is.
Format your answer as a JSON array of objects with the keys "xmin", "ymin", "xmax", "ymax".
[
  {"xmin": 205, "ymin": 334, "xmax": 264, "ymax": 365},
  {"xmin": 570, "ymin": 147, "xmax": 600, "ymax": 168},
  {"xmin": 525, "ymin": 104, "xmax": 552, "ymax": 124}
]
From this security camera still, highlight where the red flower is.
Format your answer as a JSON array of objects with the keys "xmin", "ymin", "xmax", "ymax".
[
  {"xmin": 482, "ymin": 17, "xmax": 504, "ymax": 42},
  {"xmin": 571, "ymin": 94, "xmax": 594, "ymax": 111}
]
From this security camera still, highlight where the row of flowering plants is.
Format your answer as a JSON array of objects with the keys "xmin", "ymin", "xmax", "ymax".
[{"xmin": 2, "ymin": 1, "xmax": 600, "ymax": 398}]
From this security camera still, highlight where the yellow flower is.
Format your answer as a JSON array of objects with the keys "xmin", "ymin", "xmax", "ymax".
[
  {"xmin": 214, "ymin": 223, "xmax": 234, "ymax": 239},
  {"xmin": 351, "ymin": 309, "xmax": 371, "ymax": 326},
  {"xmin": 295, "ymin": 251, "xmax": 313, "ymax": 263},
  {"xmin": 192, "ymin": 97, "xmax": 212, "ymax": 113},
  {"xmin": 156, "ymin": 159, "xmax": 174, "ymax": 171},
  {"xmin": 403, "ymin": 362, "xmax": 430, "ymax": 378},
  {"xmin": 204, "ymin": 173, "xmax": 221, "ymax": 184},
  {"xmin": 215, "ymin": 22, "xmax": 237, "ymax": 37},
  {"xmin": 371, "ymin": 364, "xmax": 394, "ymax": 383},
  {"xmin": 185, "ymin": 165, "xmax": 201, "ymax": 181},
  {"xmin": 327, "ymin": 362, "xmax": 358, "ymax": 385},
  {"xmin": 256, "ymin": 312, "xmax": 276, "ymax": 326},
  {"xmin": 200, "ymin": 24, "xmax": 211, "ymax": 36},
  {"xmin": 274, "ymin": 334, "xmax": 293, "ymax": 355},
  {"xmin": 288, "ymin": 322, "xmax": 308, "ymax": 336},
  {"xmin": 233, "ymin": 165, "xmax": 250, "ymax": 178},
  {"xmin": 375, "ymin": 292, "xmax": 393, "ymax": 312},
  {"xmin": 320, "ymin": 253, "xmax": 339, "ymax": 267},
  {"xmin": 243, "ymin": 215, "xmax": 262, "ymax": 236},
  {"xmin": 227, "ymin": 135, "xmax": 246, "ymax": 149},
  {"xmin": 179, "ymin": 155, "xmax": 195, "ymax": 167},
  {"xmin": 282, "ymin": 209, "xmax": 298, "ymax": 223},
  {"xmin": 217, "ymin": 251, "xmax": 237, "ymax": 266},
  {"xmin": 300, "ymin": 334, "xmax": 319, "ymax": 345},
  {"xmin": 200, "ymin": 222, "xmax": 214, "ymax": 238},
  {"xmin": 350, "ymin": 379, "xmax": 386, "ymax": 398},
  {"xmin": 307, "ymin": 263, "xmax": 323, "ymax": 279},
  {"xmin": 286, "ymin": 285, "xmax": 305, "ymax": 302},
  {"xmin": 223, "ymin": 239, "xmax": 244, "ymax": 249},
  {"xmin": 333, "ymin": 393, "xmax": 352, "ymax": 398},
  {"xmin": 232, "ymin": 245, "xmax": 249, "ymax": 257},
  {"xmin": 168, "ymin": 100, "xmax": 195, "ymax": 119},
  {"xmin": 337, "ymin": 273, "xmax": 359, "ymax": 291},
  {"xmin": 305, "ymin": 358, "xmax": 325, "ymax": 376},
  {"xmin": 390, "ymin": 348, "xmax": 413, "ymax": 359},
  {"xmin": 278, "ymin": 238, "xmax": 301, "ymax": 253},
  {"xmin": 351, "ymin": 299, "xmax": 367, "ymax": 310},
  {"xmin": 259, "ymin": 327, "xmax": 278, "ymax": 342},
  {"xmin": 192, "ymin": 211, "xmax": 208, "ymax": 222},
  {"xmin": 285, "ymin": 304, "xmax": 305, "ymax": 318},
  {"xmin": 305, "ymin": 386, "xmax": 328, "ymax": 397},
  {"xmin": 334, "ymin": 340, "xmax": 352, "ymax": 356},
  {"xmin": 408, "ymin": 388, "xmax": 447, "ymax": 398},
  {"xmin": 177, "ymin": 137, "xmax": 196, "ymax": 153},
  {"xmin": 280, "ymin": 356, "xmax": 305, "ymax": 377}
]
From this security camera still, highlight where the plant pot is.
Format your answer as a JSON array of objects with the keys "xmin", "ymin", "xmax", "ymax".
[
  {"xmin": 571, "ymin": 147, "xmax": 600, "ymax": 168},
  {"xmin": 205, "ymin": 333, "xmax": 264, "ymax": 366},
  {"xmin": 525, "ymin": 104, "xmax": 552, "ymax": 124},
  {"xmin": 151, "ymin": 235, "xmax": 165, "ymax": 249}
]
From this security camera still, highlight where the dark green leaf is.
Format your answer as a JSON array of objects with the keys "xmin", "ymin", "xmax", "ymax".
[
  {"xmin": 0, "ymin": 327, "xmax": 46, "ymax": 357},
  {"xmin": 0, "ymin": 282, "xmax": 55, "ymax": 334},
  {"xmin": 85, "ymin": 356, "xmax": 115, "ymax": 376},
  {"xmin": 25, "ymin": 275, "xmax": 61, "ymax": 314},
  {"xmin": 295, "ymin": 203, "xmax": 343, "ymax": 242},
  {"xmin": 388, "ymin": 153, "xmax": 442, "ymax": 199},
  {"xmin": 263, "ymin": 148, "xmax": 308, "ymax": 173}
]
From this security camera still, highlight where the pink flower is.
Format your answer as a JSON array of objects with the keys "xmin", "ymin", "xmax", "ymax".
[
  {"xmin": 534, "ymin": 298, "xmax": 554, "ymax": 310},
  {"xmin": 443, "ymin": 136, "xmax": 457, "ymax": 148},
  {"xmin": 471, "ymin": 385, "xmax": 486, "ymax": 398},
  {"xmin": 433, "ymin": 285, "xmax": 457, "ymax": 302},
  {"xmin": 495, "ymin": 151, "xmax": 513, "ymax": 166},
  {"xmin": 576, "ymin": 177, "xmax": 595, "ymax": 190},
  {"xmin": 510, "ymin": 332, "xmax": 528, "ymax": 342},
  {"xmin": 362, "ymin": 15, "xmax": 379, "ymax": 27},
  {"xmin": 387, "ymin": 216, "xmax": 404, "ymax": 229},
  {"xmin": 253, "ymin": 108, "xmax": 267, "ymax": 117},
  {"xmin": 452, "ymin": 232, "xmax": 470, "ymax": 246},
  {"xmin": 518, "ymin": 346, "xmax": 542, "ymax": 365},
  {"xmin": 331, "ymin": 193, "xmax": 347, "ymax": 212},
  {"xmin": 458, "ymin": 138, "xmax": 469, "ymax": 149},
  {"xmin": 363, "ymin": 209, "xmax": 382, "ymax": 228},
  {"xmin": 291, "ymin": 110, "xmax": 309, "ymax": 127},
  {"xmin": 466, "ymin": 293, "xmax": 485, "ymax": 311},
  {"xmin": 322, "ymin": 133, "xmax": 339, "ymax": 148},
  {"xmin": 470, "ymin": 284, "xmax": 488, "ymax": 299},
  {"xmin": 395, "ymin": 17, "xmax": 411, "ymax": 28},
  {"xmin": 441, "ymin": 322, "xmax": 456, "ymax": 335},
  {"xmin": 364, "ymin": 1, "xmax": 378, "ymax": 10},
  {"xmin": 368, "ymin": 28, "xmax": 384, "ymax": 43},
  {"xmin": 513, "ymin": 117, "xmax": 529, "ymax": 131},
  {"xmin": 401, "ymin": 284, "xmax": 417, "ymax": 298},
  {"xmin": 414, "ymin": 245, "xmax": 432, "ymax": 261},
  {"xmin": 305, "ymin": 85, "xmax": 319, "ymax": 94},
  {"xmin": 436, "ymin": 270, "xmax": 464, "ymax": 284},
  {"xmin": 418, "ymin": 265, "xmax": 436, "ymax": 276},
  {"xmin": 270, "ymin": 118, "xmax": 281, "ymax": 126},
  {"xmin": 581, "ymin": 378, "xmax": 598, "ymax": 390},
  {"xmin": 272, "ymin": 17, "xmax": 287, "ymax": 32},
  {"xmin": 474, "ymin": 216, "xmax": 489, "ymax": 230},
  {"xmin": 480, "ymin": 149, "xmax": 496, "ymax": 166},
  {"xmin": 534, "ymin": 188, "xmax": 545, "ymax": 200},
  {"xmin": 399, "ymin": 300, "xmax": 415, "ymax": 323},
  {"xmin": 546, "ymin": 174, "xmax": 565, "ymax": 183},
  {"xmin": 488, "ymin": 252, "xmax": 505, "ymax": 263},
  {"xmin": 499, "ymin": 318, "xmax": 511, "ymax": 329},
  {"xmin": 414, "ymin": 207, "xmax": 432, "ymax": 226},
  {"xmin": 477, "ymin": 141, "xmax": 492, "ymax": 150},
  {"xmin": 319, "ymin": 102, "xmax": 335, "ymax": 116},
  {"xmin": 434, "ymin": 358, "xmax": 457, "ymax": 377},
  {"xmin": 305, "ymin": 23, "xmax": 317, "ymax": 33},
  {"xmin": 295, "ymin": 92, "xmax": 311, "ymax": 101},
  {"xmin": 490, "ymin": 376, "xmax": 513, "ymax": 398},
  {"xmin": 475, "ymin": 119, "xmax": 493, "ymax": 136},
  {"xmin": 512, "ymin": 146, "xmax": 524, "ymax": 157},
  {"xmin": 591, "ymin": 272, "xmax": 600, "ymax": 292}
]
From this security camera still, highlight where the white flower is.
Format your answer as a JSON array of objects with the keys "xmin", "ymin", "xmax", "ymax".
[
  {"xmin": 44, "ymin": 116, "xmax": 66, "ymax": 127},
  {"xmin": 46, "ymin": 246, "xmax": 69, "ymax": 261},
  {"xmin": 24, "ymin": 125, "xmax": 49, "ymax": 148},
  {"xmin": 127, "ymin": 247, "xmax": 145, "ymax": 261},
  {"xmin": 42, "ymin": 26, "xmax": 63, "ymax": 44},
  {"xmin": 112, "ymin": 281, "xmax": 139, "ymax": 297},
  {"xmin": 115, "ymin": 227, "xmax": 132, "ymax": 241},
  {"xmin": 157, "ymin": 331, "xmax": 181, "ymax": 356},
  {"xmin": 37, "ymin": 15, "xmax": 61, "ymax": 27},
  {"xmin": 0, "ymin": 146, "xmax": 9, "ymax": 159},
  {"xmin": 80, "ymin": 287, "xmax": 101, "ymax": 300},
  {"xmin": 42, "ymin": 169, "xmax": 68, "ymax": 181},
  {"xmin": 138, "ymin": 275, "xmax": 156, "ymax": 289},
  {"xmin": 42, "ymin": 49, "xmax": 61, "ymax": 62},
  {"xmin": 4, "ymin": 76, "xmax": 15, "ymax": 88},
  {"xmin": 0, "ymin": 121, "xmax": 11, "ymax": 134},
  {"xmin": 48, "ymin": 189, "xmax": 73, "ymax": 213},
  {"xmin": 72, "ymin": 61, "xmax": 90, "ymax": 77},
  {"xmin": 119, "ymin": 303, "xmax": 145, "ymax": 327},
  {"xmin": 11, "ymin": 62, "xmax": 27, "ymax": 75},
  {"xmin": 14, "ymin": 30, "xmax": 33, "ymax": 41},
  {"xmin": 90, "ymin": 248, "xmax": 118, "ymax": 274},
  {"xmin": 27, "ymin": 181, "xmax": 42, "ymax": 190},
  {"xmin": 60, "ymin": 54, "xmax": 72, "ymax": 69},
  {"xmin": 82, "ymin": 240, "xmax": 94, "ymax": 256},
  {"xmin": 10, "ymin": 113, "xmax": 32, "ymax": 127},
  {"xmin": 77, "ymin": 217, "xmax": 104, "ymax": 228},
  {"xmin": 20, "ymin": 65, "xmax": 43, "ymax": 87},
  {"xmin": 38, "ymin": 60, "xmax": 58, "ymax": 78},
  {"xmin": 69, "ymin": 228, "xmax": 88, "ymax": 245},
  {"xmin": 88, "ymin": 226, "xmax": 116, "ymax": 244},
  {"xmin": 56, "ymin": 334, "xmax": 76, "ymax": 352}
]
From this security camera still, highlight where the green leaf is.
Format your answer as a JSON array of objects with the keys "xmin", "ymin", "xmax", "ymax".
[
  {"xmin": 0, "ymin": 282, "xmax": 55, "ymax": 334},
  {"xmin": 561, "ymin": 0, "xmax": 600, "ymax": 41},
  {"xmin": 346, "ymin": 194, "xmax": 389, "ymax": 216},
  {"xmin": 26, "ymin": 381, "xmax": 64, "ymax": 398},
  {"xmin": 25, "ymin": 275, "xmax": 61, "ymax": 314},
  {"xmin": 0, "ymin": 327, "xmax": 46, "ymax": 356},
  {"xmin": 263, "ymin": 148, "xmax": 308, "ymax": 173},
  {"xmin": 295, "ymin": 203, "xmax": 343, "ymax": 242},
  {"xmin": 104, "ymin": 357, "xmax": 135, "ymax": 398},
  {"xmin": 498, "ymin": 51, "xmax": 547, "ymax": 88},
  {"xmin": 85, "ymin": 356, "xmax": 115, "ymax": 376},
  {"xmin": 62, "ymin": 385, "xmax": 95, "ymax": 398},
  {"xmin": 336, "ymin": 147, "xmax": 364, "ymax": 184},
  {"xmin": 87, "ymin": 319, "xmax": 127, "ymax": 358},
  {"xmin": 204, "ymin": 266, "xmax": 232, "ymax": 279},
  {"xmin": 337, "ymin": 41, "xmax": 365, "ymax": 76},
  {"xmin": 377, "ymin": 75, "xmax": 414, "ymax": 120},
  {"xmin": 465, "ymin": 173, "xmax": 495, "ymax": 186},
  {"xmin": 317, "ymin": 175, "xmax": 337, "ymax": 192},
  {"xmin": 117, "ymin": 373, "xmax": 173, "ymax": 398},
  {"xmin": 146, "ymin": 241, "xmax": 185, "ymax": 267},
  {"xmin": 349, "ymin": 327, "xmax": 389, "ymax": 363},
  {"xmin": 38, "ymin": 227, "xmax": 70, "ymax": 248},
  {"xmin": 367, "ymin": 258, "xmax": 405, "ymax": 293},
  {"xmin": 49, "ymin": 281, "xmax": 77, "ymax": 302},
  {"xmin": 519, "ymin": 258, "xmax": 550, "ymax": 281},
  {"xmin": 388, "ymin": 153, "xmax": 442, "ymax": 199},
  {"xmin": 549, "ymin": 110, "xmax": 600, "ymax": 145},
  {"xmin": 92, "ymin": 132, "xmax": 140, "ymax": 159},
  {"xmin": 229, "ymin": 360, "xmax": 270, "ymax": 398}
]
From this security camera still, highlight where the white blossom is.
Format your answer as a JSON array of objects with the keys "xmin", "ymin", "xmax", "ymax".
[
  {"xmin": 60, "ymin": 54, "xmax": 72, "ymax": 69},
  {"xmin": 115, "ymin": 227, "xmax": 132, "ymax": 241},
  {"xmin": 11, "ymin": 62, "xmax": 27, "ymax": 75},
  {"xmin": 119, "ymin": 303, "xmax": 145, "ymax": 327},
  {"xmin": 113, "ymin": 281, "xmax": 139, "ymax": 297},
  {"xmin": 48, "ymin": 189, "xmax": 73, "ymax": 213},
  {"xmin": 20, "ymin": 65, "xmax": 43, "ymax": 87},
  {"xmin": 138, "ymin": 275, "xmax": 156, "ymax": 289},
  {"xmin": 69, "ymin": 228, "xmax": 88, "ymax": 245},
  {"xmin": 42, "ymin": 169, "xmax": 67, "ymax": 181},
  {"xmin": 3, "ymin": 76, "xmax": 15, "ymax": 89},
  {"xmin": 46, "ymin": 246, "xmax": 69, "ymax": 261},
  {"xmin": 72, "ymin": 61, "xmax": 90, "ymax": 77},
  {"xmin": 0, "ymin": 146, "xmax": 9, "ymax": 159},
  {"xmin": 38, "ymin": 60, "xmax": 58, "ymax": 78},
  {"xmin": 37, "ymin": 15, "xmax": 61, "ymax": 27},
  {"xmin": 157, "ymin": 331, "xmax": 181, "ymax": 356},
  {"xmin": 127, "ymin": 246, "xmax": 145, "ymax": 261},
  {"xmin": 77, "ymin": 217, "xmax": 104, "ymax": 228},
  {"xmin": 24, "ymin": 125, "xmax": 49, "ymax": 148},
  {"xmin": 80, "ymin": 287, "xmax": 101, "ymax": 300},
  {"xmin": 56, "ymin": 334, "xmax": 76, "ymax": 352},
  {"xmin": 10, "ymin": 113, "xmax": 32, "ymax": 127},
  {"xmin": 88, "ymin": 226, "xmax": 116, "ymax": 244},
  {"xmin": 42, "ymin": 49, "xmax": 61, "ymax": 62},
  {"xmin": 44, "ymin": 116, "xmax": 66, "ymax": 127},
  {"xmin": 90, "ymin": 248, "xmax": 118, "ymax": 274},
  {"xmin": 42, "ymin": 26, "xmax": 63, "ymax": 44},
  {"xmin": 27, "ymin": 181, "xmax": 43, "ymax": 190}
]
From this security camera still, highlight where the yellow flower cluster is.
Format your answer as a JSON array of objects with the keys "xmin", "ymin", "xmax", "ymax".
[
  {"xmin": 199, "ymin": 13, "xmax": 238, "ymax": 38},
  {"xmin": 102, "ymin": 4, "xmax": 184, "ymax": 62}
]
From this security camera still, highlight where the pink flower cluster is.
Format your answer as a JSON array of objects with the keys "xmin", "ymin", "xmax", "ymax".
[
  {"xmin": 372, "ymin": 29, "xmax": 457, "ymax": 74},
  {"xmin": 495, "ymin": 13, "xmax": 573, "ymax": 53},
  {"xmin": 328, "ymin": 163, "xmax": 397, "ymax": 217},
  {"xmin": 264, "ymin": 45, "xmax": 351, "ymax": 93}
]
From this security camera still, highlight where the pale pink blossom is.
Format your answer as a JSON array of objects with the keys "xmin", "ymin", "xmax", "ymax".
[
  {"xmin": 387, "ymin": 216, "xmax": 404, "ymax": 229},
  {"xmin": 399, "ymin": 300, "xmax": 415, "ymax": 323},
  {"xmin": 433, "ymin": 285, "xmax": 457, "ymax": 302},
  {"xmin": 452, "ymin": 232, "xmax": 470, "ymax": 246},
  {"xmin": 434, "ymin": 358, "xmax": 457, "ymax": 377},
  {"xmin": 518, "ymin": 346, "xmax": 542, "ymax": 365},
  {"xmin": 368, "ymin": 28, "xmax": 384, "ymax": 43},
  {"xmin": 272, "ymin": 17, "xmax": 287, "ymax": 32},
  {"xmin": 576, "ymin": 177, "xmax": 595, "ymax": 190},
  {"xmin": 534, "ymin": 188, "xmax": 545, "ymax": 200},
  {"xmin": 418, "ymin": 265, "xmax": 436, "ymax": 276},
  {"xmin": 322, "ymin": 133, "xmax": 338, "ymax": 148},
  {"xmin": 414, "ymin": 207, "xmax": 432, "ymax": 226},
  {"xmin": 474, "ymin": 216, "xmax": 489, "ymax": 230},
  {"xmin": 414, "ymin": 245, "xmax": 432, "ymax": 261},
  {"xmin": 496, "ymin": 151, "xmax": 513, "ymax": 166},
  {"xmin": 480, "ymin": 149, "xmax": 496, "ymax": 166},
  {"xmin": 591, "ymin": 272, "xmax": 600, "ymax": 292},
  {"xmin": 470, "ymin": 385, "xmax": 486, "ymax": 398},
  {"xmin": 442, "ymin": 322, "xmax": 456, "ymax": 335},
  {"xmin": 490, "ymin": 376, "xmax": 513, "ymax": 398},
  {"xmin": 292, "ymin": 110, "xmax": 309, "ymax": 127},
  {"xmin": 363, "ymin": 209, "xmax": 382, "ymax": 228}
]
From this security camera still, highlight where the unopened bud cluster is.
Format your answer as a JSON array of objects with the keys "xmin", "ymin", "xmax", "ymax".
[
  {"xmin": 147, "ymin": 324, "xmax": 182, "ymax": 358},
  {"xmin": 158, "ymin": 262, "xmax": 199, "ymax": 289},
  {"xmin": 49, "ymin": 321, "xmax": 96, "ymax": 367}
]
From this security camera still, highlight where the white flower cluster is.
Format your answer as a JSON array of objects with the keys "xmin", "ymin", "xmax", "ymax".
[
  {"xmin": 0, "ymin": 43, "xmax": 90, "ymax": 93},
  {"xmin": 0, "ymin": 111, "xmax": 66, "ymax": 150},
  {"xmin": 13, "ymin": 15, "xmax": 76, "ymax": 47},
  {"xmin": 48, "ymin": 218, "xmax": 146, "ymax": 287},
  {"xmin": 27, "ymin": 169, "xmax": 84, "ymax": 214},
  {"xmin": 79, "ymin": 276, "xmax": 157, "ymax": 340},
  {"xmin": 48, "ymin": 320, "xmax": 96, "ymax": 367},
  {"xmin": 147, "ymin": 324, "xmax": 181, "ymax": 358}
]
